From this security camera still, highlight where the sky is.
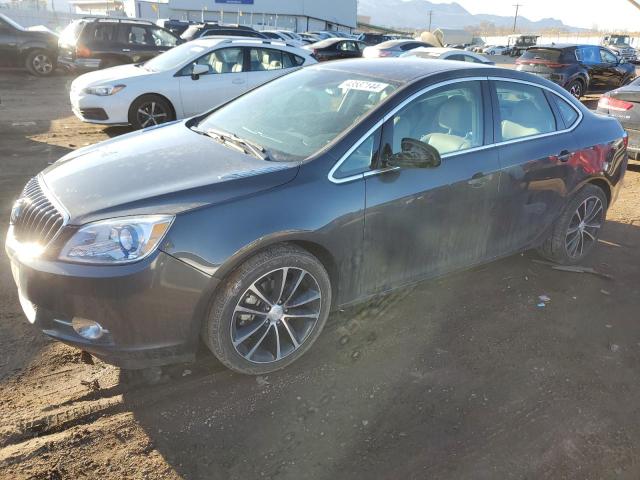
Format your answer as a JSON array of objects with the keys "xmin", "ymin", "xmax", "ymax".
[{"xmin": 452, "ymin": 0, "xmax": 640, "ymax": 31}]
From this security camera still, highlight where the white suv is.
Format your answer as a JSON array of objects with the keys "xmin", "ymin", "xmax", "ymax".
[{"xmin": 69, "ymin": 38, "xmax": 317, "ymax": 129}]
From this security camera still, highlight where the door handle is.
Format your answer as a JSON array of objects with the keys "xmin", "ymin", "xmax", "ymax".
[
  {"xmin": 232, "ymin": 78, "xmax": 245, "ymax": 85},
  {"xmin": 557, "ymin": 150, "xmax": 572, "ymax": 162},
  {"xmin": 468, "ymin": 172, "xmax": 490, "ymax": 187}
]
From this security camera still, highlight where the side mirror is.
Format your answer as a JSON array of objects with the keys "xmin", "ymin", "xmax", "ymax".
[
  {"xmin": 385, "ymin": 138, "xmax": 442, "ymax": 169},
  {"xmin": 191, "ymin": 64, "xmax": 209, "ymax": 80}
]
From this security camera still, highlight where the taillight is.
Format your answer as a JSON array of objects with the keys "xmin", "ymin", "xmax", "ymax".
[
  {"xmin": 599, "ymin": 96, "xmax": 634, "ymax": 111},
  {"xmin": 378, "ymin": 50, "xmax": 394, "ymax": 57},
  {"xmin": 76, "ymin": 44, "xmax": 92, "ymax": 58}
]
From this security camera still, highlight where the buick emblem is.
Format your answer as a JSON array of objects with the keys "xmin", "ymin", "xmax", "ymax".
[{"xmin": 10, "ymin": 198, "xmax": 27, "ymax": 224}]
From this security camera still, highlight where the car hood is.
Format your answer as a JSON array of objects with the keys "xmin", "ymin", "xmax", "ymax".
[
  {"xmin": 41, "ymin": 121, "xmax": 299, "ymax": 224},
  {"xmin": 72, "ymin": 63, "xmax": 155, "ymax": 88}
]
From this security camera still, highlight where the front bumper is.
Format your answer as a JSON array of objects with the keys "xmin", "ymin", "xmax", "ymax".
[
  {"xmin": 58, "ymin": 56, "xmax": 101, "ymax": 71},
  {"xmin": 6, "ymin": 235, "xmax": 216, "ymax": 369},
  {"xmin": 69, "ymin": 86, "xmax": 131, "ymax": 125}
]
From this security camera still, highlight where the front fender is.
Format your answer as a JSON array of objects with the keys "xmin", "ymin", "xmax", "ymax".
[{"xmin": 18, "ymin": 42, "xmax": 57, "ymax": 59}]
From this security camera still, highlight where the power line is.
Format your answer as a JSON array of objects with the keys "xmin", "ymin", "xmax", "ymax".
[
  {"xmin": 512, "ymin": 3, "xmax": 523, "ymax": 32},
  {"xmin": 427, "ymin": 9, "xmax": 433, "ymax": 31}
]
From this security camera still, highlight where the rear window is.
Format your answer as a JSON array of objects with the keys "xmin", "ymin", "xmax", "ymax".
[
  {"xmin": 520, "ymin": 48, "xmax": 567, "ymax": 62},
  {"xmin": 555, "ymin": 97, "xmax": 580, "ymax": 128}
]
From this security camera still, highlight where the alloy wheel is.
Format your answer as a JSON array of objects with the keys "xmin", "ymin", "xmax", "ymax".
[
  {"xmin": 569, "ymin": 82, "xmax": 583, "ymax": 99},
  {"xmin": 231, "ymin": 267, "xmax": 322, "ymax": 364},
  {"xmin": 565, "ymin": 195, "xmax": 604, "ymax": 259},
  {"xmin": 136, "ymin": 101, "xmax": 168, "ymax": 128},
  {"xmin": 33, "ymin": 54, "xmax": 53, "ymax": 75}
]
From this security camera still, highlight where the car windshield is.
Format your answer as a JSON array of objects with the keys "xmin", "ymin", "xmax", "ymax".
[
  {"xmin": 195, "ymin": 68, "xmax": 401, "ymax": 162},
  {"xmin": 611, "ymin": 36, "xmax": 630, "ymax": 45},
  {"xmin": 143, "ymin": 42, "xmax": 212, "ymax": 72}
]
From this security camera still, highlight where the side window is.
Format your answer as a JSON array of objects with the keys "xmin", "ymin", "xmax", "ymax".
[
  {"xmin": 462, "ymin": 54, "xmax": 482, "ymax": 63},
  {"xmin": 249, "ymin": 48, "xmax": 284, "ymax": 71},
  {"xmin": 577, "ymin": 46, "xmax": 600, "ymax": 64},
  {"xmin": 495, "ymin": 81, "xmax": 556, "ymax": 141},
  {"xmin": 334, "ymin": 132, "xmax": 378, "ymax": 179},
  {"xmin": 338, "ymin": 41, "xmax": 357, "ymax": 52},
  {"xmin": 400, "ymin": 42, "xmax": 418, "ymax": 51},
  {"xmin": 282, "ymin": 52, "xmax": 304, "ymax": 68},
  {"xmin": 388, "ymin": 81, "xmax": 484, "ymax": 156},
  {"xmin": 600, "ymin": 48, "xmax": 617, "ymax": 64},
  {"xmin": 93, "ymin": 24, "xmax": 118, "ymax": 42},
  {"xmin": 122, "ymin": 25, "xmax": 152, "ymax": 45},
  {"xmin": 554, "ymin": 96, "xmax": 580, "ymax": 128},
  {"xmin": 149, "ymin": 27, "xmax": 177, "ymax": 47},
  {"xmin": 182, "ymin": 47, "xmax": 244, "ymax": 75}
]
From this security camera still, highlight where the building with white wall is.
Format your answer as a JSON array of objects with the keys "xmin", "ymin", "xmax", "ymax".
[{"xmin": 127, "ymin": 0, "xmax": 357, "ymax": 32}]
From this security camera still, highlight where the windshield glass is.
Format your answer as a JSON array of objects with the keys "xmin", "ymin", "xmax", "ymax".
[
  {"xmin": 144, "ymin": 42, "xmax": 210, "ymax": 72},
  {"xmin": 612, "ymin": 36, "xmax": 630, "ymax": 45},
  {"xmin": 196, "ymin": 68, "xmax": 400, "ymax": 162}
]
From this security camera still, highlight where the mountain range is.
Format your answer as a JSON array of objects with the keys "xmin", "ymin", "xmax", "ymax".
[{"xmin": 358, "ymin": 0, "xmax": 582, "ymax": 32}]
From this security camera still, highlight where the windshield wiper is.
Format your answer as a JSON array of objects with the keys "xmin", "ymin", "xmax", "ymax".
[{"xmin": 198, "ymin": 127, "xmax": 274, "ymax": 161}]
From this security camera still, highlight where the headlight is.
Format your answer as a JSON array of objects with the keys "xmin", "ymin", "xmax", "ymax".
[
  {"xmin": 59, "ymin": 215, "xmax": 174, "ymax": 264},
  {"xmin": 83, "ymin": 84, "xmax": 126, "ymax": 96}
]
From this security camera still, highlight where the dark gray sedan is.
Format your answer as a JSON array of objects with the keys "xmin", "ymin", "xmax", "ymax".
[{"xmin": 6, "ymin": 59, "xmax": 628, "ymax": 375}]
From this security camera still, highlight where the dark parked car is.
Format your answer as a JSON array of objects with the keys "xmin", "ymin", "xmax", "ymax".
[
  {"xmin": 6, "ymin": 60, "xmax": 627, "ymax": 375},
  {"xmin": 357, "ymin": 32, "xmax": 391, "ymax": 46},
  {"xmin": 516, "ymin": 44, "xmax": 636, "ymax": 98},
  {"xmin": 598, "ymin": 78, "xmax": 640, "ymax": 159},
  {"xmin": 0, "ymin": 13, "xmax": 59, "ymax": 76},
  {"xmin": 303, "ymin": 38, "xmax": 365, "ymax": 61},
  {"xmin": 58, "ymin": 17, "xmax": 180, "ymax": 70},
  {"xmin": 180, "ymin": 23, "xmax": 267, "ymax": 42}
]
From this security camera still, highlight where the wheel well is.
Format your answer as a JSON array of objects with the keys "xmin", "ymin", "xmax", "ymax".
[
  {"xmin": 288, "ymin": 240, "xmax": 339, "ymax": 297},
  {"xmin": 129, "ymin": 93, "xmax": 177, "ymax": 121},
  {"xmin": 587, "ymin": 178, "xmax": 611, "ymax": 205}
]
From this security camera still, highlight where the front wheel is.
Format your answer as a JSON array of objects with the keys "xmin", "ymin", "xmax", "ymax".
[
  {"xmin": 25, "ymin": 49, "xmax": 56, "ymax": 76},
  {"xmin": 128, "ymin": 94, "xmax": 174, "ymax": 129},
  {"xmin": 203, "ymin": 244, "xmax": 332, "ymax": 375},
  {"xmin": 536, "ymin": 184, "xmax": 608, "ymax": 265}
]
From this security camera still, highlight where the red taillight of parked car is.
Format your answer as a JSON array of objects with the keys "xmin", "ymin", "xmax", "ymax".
[
  {"xmin": 76, "ymin": 44, "xmax": 92, "ymax": 58},
  {"xmin": 598, "ymin": 96, "xmax": 634, "ymax": 111}
]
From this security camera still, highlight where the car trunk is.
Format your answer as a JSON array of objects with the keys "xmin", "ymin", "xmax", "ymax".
[{"xmin": 601, "ymin": 84, "xmax": 640, "ymax": 131}]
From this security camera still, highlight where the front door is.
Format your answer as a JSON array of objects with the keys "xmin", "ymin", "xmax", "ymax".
[
  {"xmin": 362, "ymin": 80, "xmax": 502, "ymax": 294},
  {"xmin": 0, "ymin": 18, "xmax": 17, "ymax": 67},
  {"xmin": 599, "ymin": 48, "xmax": 624, "ymax": 87},
  {"xmin": 178, "ymin": 47, "xmax": 248, "ymax": 117}
]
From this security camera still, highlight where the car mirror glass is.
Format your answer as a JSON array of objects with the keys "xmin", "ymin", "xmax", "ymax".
[
  {"xmin": 191, "ymin": 64, "xmax": 209, "ymax": 80},
  {"xmin": 385, "ymin": 138, "xmax": 442, "ymax": 169}
]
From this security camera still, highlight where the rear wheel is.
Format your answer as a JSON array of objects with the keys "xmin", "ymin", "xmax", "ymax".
[
  {"xmin": 566, "ymin": 79, "xmax": 584, "ymax": 99},
  {"xmin": 537, "ymin": 184, "xmax": 608, "ymax": 265},
  {"xmin": 203, "ymin": 244, "xmax": 332, "ymax": 375},
  {"xmin": 128, "ymin": 94, "xmax": 174, "ymax": 130},
  {"xmin": 25, "ymin": 49, "xmax": 56, "ymax": 76}
]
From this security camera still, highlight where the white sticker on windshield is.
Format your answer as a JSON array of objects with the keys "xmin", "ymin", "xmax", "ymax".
[{"xmin": 339, "ymin": 80, "xmax": 389, "ymax": 93}]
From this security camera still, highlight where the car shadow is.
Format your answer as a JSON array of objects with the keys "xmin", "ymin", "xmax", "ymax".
[{"xmin": 123, "ymin": 215, "xmax": 640, "ymax": 479}]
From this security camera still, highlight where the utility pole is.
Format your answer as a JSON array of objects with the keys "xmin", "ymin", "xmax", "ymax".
[
  {"xmin": 427, "ymin": 10, "xmax": 433, "ymax": 31},
  {"xmin": 512, "ymin": 4, "xmax": 522, "ymax": 32}
]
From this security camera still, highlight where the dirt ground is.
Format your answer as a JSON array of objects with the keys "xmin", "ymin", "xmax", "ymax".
[{"xmin": 1, "ymin": 65, "xmax": 640, "ymax": 480}]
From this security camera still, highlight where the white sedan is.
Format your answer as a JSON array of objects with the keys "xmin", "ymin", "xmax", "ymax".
[
  {"xmin": 401, "ymin": 47, "xmax": 494, "ymax": 64},
  {"xmin": 483, "ymin": 45, "xmax": 508, "ymax": 55},
  {"xmin": 69, "ymin": 38, "xmax": 317, "ymax": 129}
]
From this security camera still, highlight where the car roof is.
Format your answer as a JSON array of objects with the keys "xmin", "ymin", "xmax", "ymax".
[
  {"xmin": 374, "ymin": 39, "xmax": 420, "ymax": 49},
  {"xmin": 308, "ymin": 58, "xmax": 494, "ymax": 84},
  {"xmin": 530, "ymin": 44, "xmax": 579, "ymax": 50},
  {"xmin": 190, "ymin": 37, "xmax": 306, "ymax": 51}
]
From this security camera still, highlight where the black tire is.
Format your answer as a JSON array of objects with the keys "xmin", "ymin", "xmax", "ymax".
[
  {"xmin": 128, "ymin": 94, "xmax": 174, "ymax": 130},
  {"xmin": 203, "ymin": 243, "xmax": 332, "ymax": 375},
  {"xmin": 25, "ymin": 49, "xmax": 56, "ymax": 77},
  {"xmin": 566, "ymin": 79, "xmax": 585, "ymax": 99},
  {"xmin": 536, "ymin": 184, "xmax": 608, "ymax": 265}
]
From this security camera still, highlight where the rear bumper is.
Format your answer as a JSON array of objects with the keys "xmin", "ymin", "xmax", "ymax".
[{"xmin": 6, "ymin": 235, "xmax": 217, "ymax": 369}]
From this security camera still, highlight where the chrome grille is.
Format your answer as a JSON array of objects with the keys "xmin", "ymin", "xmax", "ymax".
[{"xmin": 12, "ymin": 177, "xmax": 65, "ymax": 246}]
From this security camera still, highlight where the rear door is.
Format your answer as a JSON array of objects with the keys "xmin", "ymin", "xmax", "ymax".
[
  {"xmin": 363, "ymin": 79, "xmax": 502, "ymax": 293},
  {"xmin": 118, "ymin": 23, "xmax": 157, "ymax": 62},
  {"xmin": 0, "ymin": 17, "xmax": 17, "ymax": 67},
  {"xmin": 177, "ymin": 46, "xmax": 247, "ymax": 117},
  {"xmin": 576, "ymin": 45, "xmax": 605, "ymax": 87},
  {"xmin": 491, "ymin": 79, "xmax": 580, "ymax": 251}
]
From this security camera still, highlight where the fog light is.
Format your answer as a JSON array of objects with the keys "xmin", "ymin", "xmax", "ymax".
[{"xmin": 72, "ymin": 317, "xmax": 107, "ymax": 340}]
